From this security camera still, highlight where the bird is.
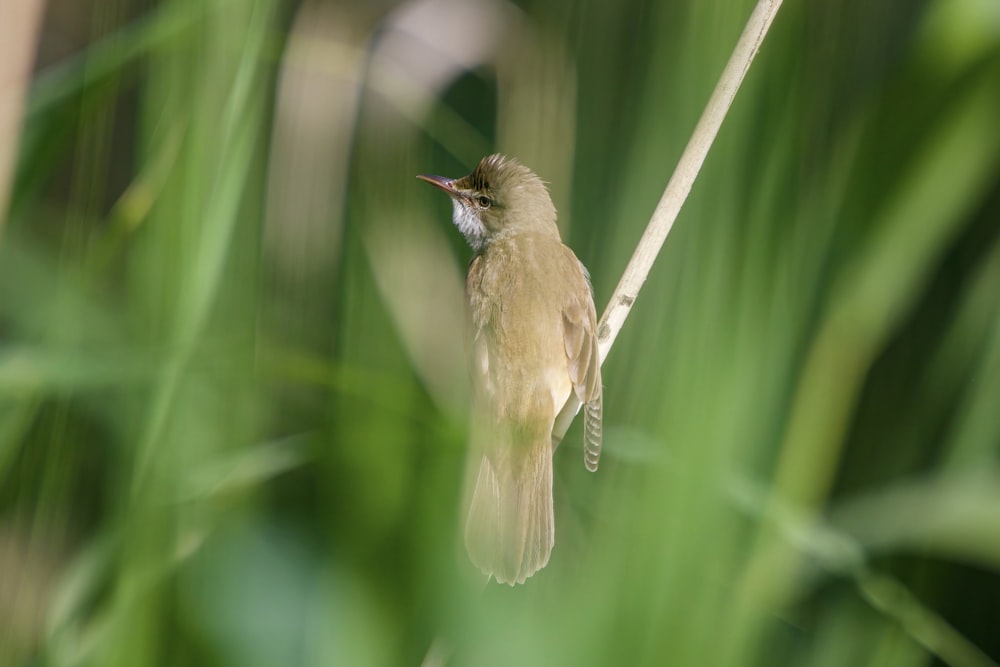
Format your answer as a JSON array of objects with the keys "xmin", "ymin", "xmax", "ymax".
[{"xmin": 418, "ymin": 154, "xmax": 602, "ymax": 585}]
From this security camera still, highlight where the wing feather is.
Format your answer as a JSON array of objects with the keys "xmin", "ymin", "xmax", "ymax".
[{"xmin": 562, "ymin": 259, "xmax": 603, "ymax": 471}]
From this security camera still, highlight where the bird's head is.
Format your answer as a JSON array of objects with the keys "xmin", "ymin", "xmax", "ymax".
[{"xmin": 419, "ymin": 154, "xmax": 559, "ymax": 251}]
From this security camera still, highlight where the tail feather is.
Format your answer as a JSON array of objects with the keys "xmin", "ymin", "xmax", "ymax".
[{"xmin": 464, "ymin": 440, "xmax": 554, "ymax": 585}]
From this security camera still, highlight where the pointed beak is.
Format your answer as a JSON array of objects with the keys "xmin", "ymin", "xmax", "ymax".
[{"xmin": 417, "ymin": 174, "xmax": 460, "ymax": 198}]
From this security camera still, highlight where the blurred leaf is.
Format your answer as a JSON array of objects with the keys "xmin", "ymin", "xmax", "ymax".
[
  {"xmin": 177, "ymin": 434, "xmax": 313, "ymax": 502},
  {"xmin": 771, "ymin": 61, "xmax": 1000, "ymax": 508},
  {"xmin": 830, "ymin": 471, "xmax": 1000, "ymax": 570}
]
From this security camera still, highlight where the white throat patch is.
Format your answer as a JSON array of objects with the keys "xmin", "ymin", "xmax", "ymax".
[{"xmin": 451, "ymin": 199, "xmax": 487, "ymax": 251}]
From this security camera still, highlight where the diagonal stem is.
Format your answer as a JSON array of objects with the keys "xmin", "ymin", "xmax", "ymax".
[{"xmin": 553, "ymin": 0, "xmax": 784, "ymax": 446}]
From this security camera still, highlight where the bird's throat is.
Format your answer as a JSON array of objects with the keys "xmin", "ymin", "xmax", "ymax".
[{"xmin": 451, "ymin": 199, "xmax": 487, "ymax": 251}]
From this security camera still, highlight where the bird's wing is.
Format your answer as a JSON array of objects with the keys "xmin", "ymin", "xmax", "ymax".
[{"xmin": 562, "ymin": 260, "xmax": 603, "ymax": 471}]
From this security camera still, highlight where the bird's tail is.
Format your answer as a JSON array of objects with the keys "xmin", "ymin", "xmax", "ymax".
[{"xmin": 463, "ymin": 432, "xmax": 554, "ymax": 586}]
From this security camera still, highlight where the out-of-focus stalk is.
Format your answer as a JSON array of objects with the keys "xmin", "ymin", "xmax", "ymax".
[{"xmin": 0, "ymin": 0, "xmax": 46, "ymax": 237}]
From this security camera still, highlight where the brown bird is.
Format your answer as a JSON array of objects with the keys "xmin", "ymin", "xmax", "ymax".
[{"xmin": 418, "ymin": 154, "xmax": 602, "ymax": 585}]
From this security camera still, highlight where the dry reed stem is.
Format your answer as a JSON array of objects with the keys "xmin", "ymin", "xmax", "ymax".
[{"xmin": 553, "ymin": 0, "xmax": 784, "ymax": 446}]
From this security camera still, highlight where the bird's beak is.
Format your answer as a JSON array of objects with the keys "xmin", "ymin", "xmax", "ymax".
[{"xmin": 417, "ymin": 174, "xmax": 460, "ymax": 198}]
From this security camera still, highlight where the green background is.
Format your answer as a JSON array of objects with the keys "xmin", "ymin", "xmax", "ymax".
[{"xmin": 2, "ymin": 0, "xmax": 999, "ymax": 665}]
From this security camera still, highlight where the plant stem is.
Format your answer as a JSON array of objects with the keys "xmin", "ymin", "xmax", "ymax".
[{"xmin": 553, "ymin": 0, "xmax": 784, "ymax": 446}]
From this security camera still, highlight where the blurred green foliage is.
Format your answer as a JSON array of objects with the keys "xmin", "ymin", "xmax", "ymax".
[{"xmin": 1, "ymin": 0, "xmax": 999, "ymax": 665}]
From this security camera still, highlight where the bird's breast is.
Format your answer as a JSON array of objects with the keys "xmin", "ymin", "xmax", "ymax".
[{"xmin": 466, "ymin": 234, "xmax": 580, "ymax": 424}]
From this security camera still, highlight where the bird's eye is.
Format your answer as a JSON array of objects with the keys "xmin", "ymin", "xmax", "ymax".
[{"xmin": 476, "ymin": 195, "xmax": 493, "ymax": 209}]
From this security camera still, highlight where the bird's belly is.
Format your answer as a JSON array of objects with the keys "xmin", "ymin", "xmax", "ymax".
[{"xmin": 480, "ymin": 336, "xmax": 571, "ymax": 427}]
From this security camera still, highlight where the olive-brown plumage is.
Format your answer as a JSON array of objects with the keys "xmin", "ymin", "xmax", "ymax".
[{"xmin": 418, "ymin": 154, "xmax": 602, "ymax": 585}]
